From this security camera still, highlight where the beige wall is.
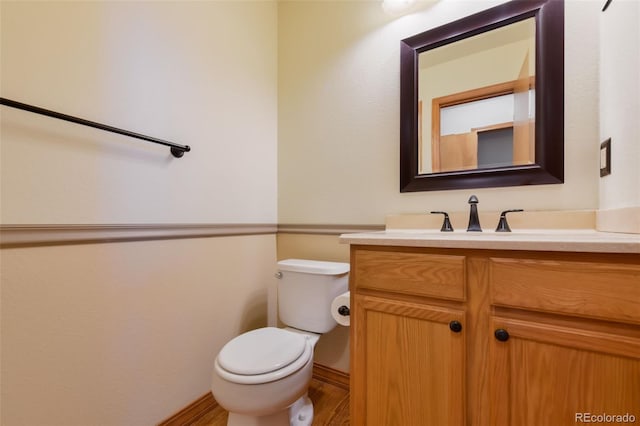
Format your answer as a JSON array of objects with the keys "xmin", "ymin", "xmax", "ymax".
[
  {"xmin": 278, "ymin": 0, "xmax": 600, "ymax": 225},
  {"xmin": 1, "ymin": 1, "xmax": 277, "ymax": 224},
  {"xmin": 1, "ymin": 236, "xmax": 277, "ymax": 425},
  {"xmin": 1, "ymin": 1, "xmax": 278, "ymax": 424}
]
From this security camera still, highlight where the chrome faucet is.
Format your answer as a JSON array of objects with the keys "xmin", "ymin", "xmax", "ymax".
[{"xmin": 467, "ymin": 195, "xmax": 482, "ymax": 232}]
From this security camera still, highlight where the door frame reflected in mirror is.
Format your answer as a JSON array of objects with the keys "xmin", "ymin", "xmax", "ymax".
[
  {"xmin": 429, "ymin": 77, "xmax": 535, "ymax": 173},
  {"xmin": 400, "ymin": 0, "xmax": 564, "ymax": 192}
]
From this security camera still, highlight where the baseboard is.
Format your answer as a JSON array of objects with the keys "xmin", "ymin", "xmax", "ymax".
[
  {"xmin": 312, "ymin": 362, "xmax": 350, "ymax": 390},
  {"xmin": 157, "ymin": 363, "xmax": 350, "ymax": 425},
  {"xmin": 157, "ymin": 392, "xmax": 217, "ymax": 426}
]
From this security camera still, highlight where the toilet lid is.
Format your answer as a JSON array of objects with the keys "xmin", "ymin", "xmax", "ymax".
[{"xmin": 217, "ymin": 327, "xmax": 307, "ymax": 375}]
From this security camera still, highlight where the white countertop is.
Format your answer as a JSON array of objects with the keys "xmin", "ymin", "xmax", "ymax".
[{"xmin": 339, "ymin": 229, "xmax": 640, "ymax": 254}]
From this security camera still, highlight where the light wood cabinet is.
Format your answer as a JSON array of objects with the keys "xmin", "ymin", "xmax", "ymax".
[
  {"xmin": 349, "ymin": 245, "xmax": 640, "ymax": 426},
  {"xmin": 489, "ymin": 315, "xmax": 640, "ymax": 425},
  {"xmin": 352, "ymin": 294, "xmax": 465, "ymax": 425}
]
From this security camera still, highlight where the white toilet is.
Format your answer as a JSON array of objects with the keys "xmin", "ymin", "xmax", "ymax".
[{"xmin": 211, "ymin": 258, "xmax": 350, "ymax": 426}]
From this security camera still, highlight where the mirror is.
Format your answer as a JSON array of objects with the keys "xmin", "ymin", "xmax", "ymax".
[
  {"xmin": 421, "ymin": 18, "xmax": 536, "ymax": 174},
  {"xmin": 400, "ymin": 0, "xmax": 564, "ymax": 192}
]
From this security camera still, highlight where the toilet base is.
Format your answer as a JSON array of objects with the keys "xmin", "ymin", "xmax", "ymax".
[
  {"xmin": 228, "ymin": 410, "xmax": 289, "ymax": 426},
  {"xmin": 227, "ymin": 394, "xmax": 314, "ymax": 426},
  {"xmin": 289, "ymin": 394, "xmax": 313, "ymax": 426}
]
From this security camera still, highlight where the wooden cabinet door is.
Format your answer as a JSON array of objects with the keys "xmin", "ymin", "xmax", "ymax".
[
  {"xmin": 489, "ymin": 316, "xmax": 640, "ymax": 426},
  {"xmin": 351, "ymin": 294, "xmax": 466, "ymax": 426}
]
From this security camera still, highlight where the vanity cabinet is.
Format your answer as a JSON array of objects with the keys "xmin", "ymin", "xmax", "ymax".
[
  {"xmin": 350, "ymin": 247, "xmax": 469, "ymax": 425},
  {"xmin": 349, "ymin": 245, "xmax": 640, "ymax": 426},
  {"xmin": 353, "ymin": 294, "xmax": 465, "ymax": 425},
  {"xmin": 488, "ymin": 256, "xmax": 640, "ymax": 425}
]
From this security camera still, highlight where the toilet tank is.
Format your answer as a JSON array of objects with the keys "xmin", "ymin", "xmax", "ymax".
[{"xmin": 276, "ymin": 259, "xmax": 349, "ymax": 334}]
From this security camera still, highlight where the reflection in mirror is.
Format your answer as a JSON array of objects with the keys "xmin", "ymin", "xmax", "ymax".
[
  {"xmin": 419, "ymin": 18, "xmax": 536, "ymax": 174},
  {"xmin": 400, "ymin": 0, "xmax": 564, "ymax": 192}
]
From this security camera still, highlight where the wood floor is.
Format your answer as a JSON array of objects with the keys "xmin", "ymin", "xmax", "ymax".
[{"xmin": 191, "ymin": 378, "xmax": 350, "ymax": 426}]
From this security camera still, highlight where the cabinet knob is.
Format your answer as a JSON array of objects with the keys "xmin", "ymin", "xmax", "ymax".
[
  {"xmin": 449, "ymin": 320, "xmax": 463, "ymax": 333},
  {"xmin": 494, "ymin": 329, "xmax": 510, "ymax": 342}
]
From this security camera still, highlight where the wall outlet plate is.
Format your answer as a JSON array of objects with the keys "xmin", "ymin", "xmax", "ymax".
[{"xmin": 600, "ymin": 138, "xmax": 611, "ymax": 177}]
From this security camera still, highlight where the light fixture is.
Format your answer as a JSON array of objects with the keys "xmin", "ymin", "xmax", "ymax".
[{"xmin": 381, "ymin": 0, "xmax": 418, "ymax": 15}]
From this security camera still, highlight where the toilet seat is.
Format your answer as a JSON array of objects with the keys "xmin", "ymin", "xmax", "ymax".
[
  {"xmin": 215, "ymin": 327, "xmax": 313, "ymax": 385},
  {"xmin": 218, "ymin": 327, "xmax": 307, "ymax": 375}
]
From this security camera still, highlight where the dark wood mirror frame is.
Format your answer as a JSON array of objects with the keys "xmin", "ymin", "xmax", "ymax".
[{"xmin": 400, "ymin": 0, "xmax": 564, "ymax": 192}]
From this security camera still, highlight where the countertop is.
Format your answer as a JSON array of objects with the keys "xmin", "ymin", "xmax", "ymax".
[{"xmin": 339, "ymin": 229, "xmax": 640, "ymax": 254}]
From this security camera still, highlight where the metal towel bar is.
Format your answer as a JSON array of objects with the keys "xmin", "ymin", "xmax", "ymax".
[{"xmin": 0, "ymin": 97, "xmax": 191, "ymax": 158}]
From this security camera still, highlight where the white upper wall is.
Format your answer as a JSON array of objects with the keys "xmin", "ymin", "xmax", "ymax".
[
  {"xmin": 278, "ymin": 0, "xmax": 601, "ymax": 225},
  {"xmin": 4, "ymin": 0, "xmax": 631, "ymax": 227},
  {"xmin": 1, "ymin": 1, "xmax": 278, "ymax": 224},
  {"xmin": 599, "ymin": 0, "xmax": 640, "ymax": 210}
]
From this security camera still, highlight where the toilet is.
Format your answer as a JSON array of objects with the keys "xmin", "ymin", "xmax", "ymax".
[{"xmin": 211, "ymin": 258, "xmax": 350, "ymax": 426}]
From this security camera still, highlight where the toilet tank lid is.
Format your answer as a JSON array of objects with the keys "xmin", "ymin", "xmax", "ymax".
[{"xmin": 278, "ymin": 259, "xmax": 349, "ymax": 275}]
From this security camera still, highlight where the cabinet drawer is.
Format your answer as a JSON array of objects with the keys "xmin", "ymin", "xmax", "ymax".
[
  {"xmin": 353, "ymin": 249, "xmax": 466, "ymax": 301},
  {"xmin": 490, "ymin": 257, "xmax": 640, "ymax": 324}
]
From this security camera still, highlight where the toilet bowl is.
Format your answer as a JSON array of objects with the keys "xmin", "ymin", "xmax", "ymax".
[
  {"xmin": 211, "ymin": 327, "xmax": 318, "ymax": 426},
  {"xmin": 210, "ymin": 259, "xmax": 350, "ymax": 426}
]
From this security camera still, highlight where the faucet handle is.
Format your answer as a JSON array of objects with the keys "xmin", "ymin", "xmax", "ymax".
[
  {"xmin": 430, "ymin": 211, "xmax": 454, "ymax": 232},
  {"xmin": 495, "ymin": 209, "xmax": 524, "ymax": 232}
]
